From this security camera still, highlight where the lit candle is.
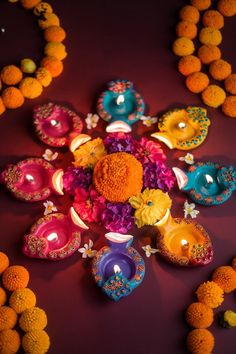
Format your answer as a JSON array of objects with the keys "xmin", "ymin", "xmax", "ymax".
[
  {"xmin": 205, "ymin": 174, "xmax": 214, "ymax": 185},
  {"xmin": 50, "ymin": 119, "xmax": 60, "ymax": 127},
  {"xmin": 116, "ymin": 95, "xmax": 125, "ymax": 105},
  {"xmin": 178, "ymin": 122, "xmax": 186, "ymax": 129},
  {"xmin": 181, "ymin": 239, "xmax": 189, "ymax": 257},
  {"xmin": 47, "ymin": 232, "xmax": 58, "ymax": 242},
  {"xmin": 114, "ymin": 264, "xmax": 121, "ymax": 274},
  {"xmin": 25, "ymin": 174, "xmax": 34, "ymax": 182}
]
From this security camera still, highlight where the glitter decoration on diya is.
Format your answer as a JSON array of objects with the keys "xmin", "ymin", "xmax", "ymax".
[
  {"xmin": 173, "ymin": 161, "xmax": 236, "ymax": 205},
  {"xmin": 151, "ymin": 106, "xmax": 210, "ymax": 150},
  {"xmin": 92, "ymin": 233, "xmax": 145, "ymax": 301}
]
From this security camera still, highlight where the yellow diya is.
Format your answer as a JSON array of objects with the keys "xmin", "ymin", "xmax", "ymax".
[{"xmin": 151, "ymin": 106, "xmax": 210, "ymax": 150}]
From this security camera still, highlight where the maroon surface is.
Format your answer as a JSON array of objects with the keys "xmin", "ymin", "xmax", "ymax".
[{"xmin": 0, "ymin": 1, "xmax": 236, "ymax": 353}]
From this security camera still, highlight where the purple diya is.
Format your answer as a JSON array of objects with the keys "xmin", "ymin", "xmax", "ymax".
[
  {"xmin": 23, "ymin": 207, "xmax": 89, "ymax": 260},
  {"xmin": 1, "ymin": 158, "xmax": 64, "ymax": 202},
  {"xmin": 33, "ymin": 102, "xmax": 83, "ymax": 149},
  {"xmin": 154, "ymin": 209, "xmax": 213, "ymax": 267},
  {"xmin": 92, "ymin": 233, "xmax": 145, "ymax": 301}
]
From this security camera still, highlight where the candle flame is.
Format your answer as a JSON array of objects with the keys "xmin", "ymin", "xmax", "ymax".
[
  {"xmin": 116, "ymin": 95, "xmax": 125, "ymax": 105},
  {"xmin": 178, "ymin": 122, "xmax": 186, "ymax": 129},
  {"xmin": 25, "ymin": 174, "xmax": 34, "ymax": 182},
  {"xmin": 47, "ymin": 232, "xmax": 58, "ymax": 242},
  {"xmin": 205, "ymin": 174, "xmax": 213, "ymax": 184},
  {"xmin": 114, "ymin": 264, "xmax": 121, "ymax": 274},
  {"xmin": 51, "ymin": 119, "xmax": 60, "ymax": 127},
  {"xmin": 181, "ymin": 239, "xmax": 189, "ymax": 247}
]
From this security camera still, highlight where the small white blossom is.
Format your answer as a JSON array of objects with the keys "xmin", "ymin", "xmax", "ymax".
[
  {"xmin": 78, "ymin": 239, "xmax": 97, "ymax": 258},
  {"xmin": 179, "ymin": 153, "xmax": 194, "ymax": 165},
  {"xmin": 85, "ymin": 113, "xmax": 100, "ymax": 129},
  {"xmin": 43, "ymin": 200, "xmax": 57, "ymax": 215},
  {"xmin": 140, "ymin": 115, "xmax": 157, "ymax": 127},
  {"xmin": 184, "ymin": 200, "xmax": 199, "ymax": 219},
  {"xmin": 142, "ymin": 245, "xmax": 159, "ymax": 258},
  {"xmin": 43, "ymin": 149, "xmax": 58, "ymax": 161}
]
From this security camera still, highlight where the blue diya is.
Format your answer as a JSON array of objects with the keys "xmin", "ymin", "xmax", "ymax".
[
  {"xmin": 92, "ymin": 233, "xmax": 145, "ymax": 301},
  {"xmin": 97, "ymin": 80, "xmax": 145, "ymax": 133},
  {"xmin": 173, "ymin": 162, "xmax": 236, "ymax": 206}
]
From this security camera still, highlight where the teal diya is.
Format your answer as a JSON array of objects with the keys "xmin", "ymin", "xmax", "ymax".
[
  {"xmin": 97, "ymin": 80, "xmax": 145, "ymax": 133},
  {"xmin": 92, "ymin": 233, "xmax": 145, "ymax": 301},
  {"xmin": 173, "ymin": 162, "xmax": 236, "ymax": 206}
]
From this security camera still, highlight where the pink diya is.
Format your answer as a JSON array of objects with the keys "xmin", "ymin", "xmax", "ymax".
[
  {"xmin": 23, "ymin": 207, "xmax": 89, "ymax": 260},
  {"xmin": 33, "ymin": 102, "xmax": 83, "ymax": 149},
  {"xmin": 155, "ymin": 209, "xmax": 213, "ymax": 267},
  {"xmin": 1, "ymin": 158, "xmax": 64, "ymax": 202}
]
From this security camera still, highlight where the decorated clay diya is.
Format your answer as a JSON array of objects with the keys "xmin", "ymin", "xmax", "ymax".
[
  {"xmin": 97, "ymin": 80, "xmax": 145, "ymax": 133},
  {"xmin": 92, "ymin": 233, "xmax": 145, "ymax": 301},
  {"xmin": 151, "ymin": 106, "xmax": 210, "ymax": 150},
  {"xmin": 33, "ymin": 103, "xmax": 83, "ymax": 149},
  {"xmin": 23, "ymin": 207, "xmax": 88, "ymax": 260},
  {"xmin": 155, "ymin": 209, "xmax": 213, "ymax": 266},
  {"xmin": 0, "ymin": 158, "xmax": 64, "ymax": 202},
  {"xmin": 173, "ymin": 162, "xmax": 236, "ymax": 206}
]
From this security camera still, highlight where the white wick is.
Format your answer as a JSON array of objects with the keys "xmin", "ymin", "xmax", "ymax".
[
  {"xmin": 25, "ymin": 174, "xmax": 34, "ymax": 182},
  {"xmin": 47, "ymin": 232, "xmax": 58, "ymax": 242},
  {"xmin": 178, "ymin": 122, "xmax": 186, "ymax": 129},
  {"xmin": 50, "ymin": 119, "xmax": 60, "ymax": 127},
  {"xmin": 116, "ymin": 95, "xmax": 125, "ymax": 105},
  {"xmin": 114, "ymin": 264, "xmax": 121, "ymax": 274},
  {"xmin": 205, "ymin": 174, "xmax": 214, "ymax": 184}
]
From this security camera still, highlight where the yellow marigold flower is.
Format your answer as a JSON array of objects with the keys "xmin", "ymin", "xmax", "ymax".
[
  {"xmin": 2, "ymin": 265, "xmax": 29, "ymax": 291},
  {"xmin": 9, "ymin": 288, "xmax": 36, "ymax": 314},
  {"xmin": 223, "ymin": 310, "xmax": 236, "ymax": 327},
  {"xmin": 197, "ymin": 44, "xmax": 221, "ymax": 64},
  {"xmin": 225, "ymin": 74, "xmax": 236, "ymax": 94},
  {"xmin": 0, "ymin": 306, "xmax": 17, "ymax": 331},
  {"xmin": 202, "ymin": 10, "xmax": 224, "ymax": 29},
  {"xmin": 191, "ymin": 0, "xmax": 211, "ymax": 10},
  {"xmin": 217, "ymin": 0, "xmax": 236, "ymax": 16},
  {"xmin": 212, "ymin": 266, "xmax": 236, "ymax": 293},
  {"xmin": 22, "ymin": 330, "xmax": 50, "ymax": 354},
  {"xmin": 20, "ymin": 58, "xmax": 37, "ymax": 74},
  {"xmin": 34, "ymin": 2, "xmax": 53, "ymax": 17},
  {"xmin": 196, "ymin": 281, "xmax": 224, "ymax": 308},
  {"xmin": 129, "ymin": 188, "xmax": 172, "ymax": 228},
  {"xmin": 186, "ymin": 328, "xmax": 215, "ymax": 354},
  {"xmin": 0, "ymin": 251, "xmax": 9, "ymax": 274},
  {"xmin": 44, "ymin": 26, "xmax": 66, "ymax": 42},
  {"xmin": 2, "ymin": 87, "xmax": 24, "ymax": 109},
  {"xmin": 222, "ymin": 96, "xmax": 236, "ymax": 118},
  {"xmin": 41, "ymin": 56, "xmax": 63, "ymax": 77},
  {"xmin": 178, "ymin": 55, "xmax": 201, "ymax": 76},
  {"xmin": 176, "ymin": 21, "xmax": 197, "ymax": 39},
  {"xmin": 44, "ymin": 42, "xmax": 67, "ymax": 60},
  {"xmin": 209, "ymin": 59, "xmax": 232, "ymax": 81},
  {"xmin": 38, "ymin": 13, "xmax": 60, "ymax": 29},
  {"xmin": 35, "ymin": 67, "xmax": 52, "ymax": 87},
  {"xmin": 19, "ymin": 307, "xmax": 47, "ymax": 331},
  {"xmin": 186, "ymin": 72, "xmax": 209, "ymax": 93},
  {"xmin": 1, "ymin": 65, "xmax": 23, "ymax": 85},
  {"xmin": 185, "ymin": 302, "xmax": 214, "ymax": 328},
  {"xmin": 0, "ymin": 329, "xmax": 20, "ymax": 354},
  {"xmin": 202, "ymin": 84, "xmax": 226, "ymax": 108},
  {"xmin": 20, "ymin": 0, "xmax": 41, "ymax": 9},
  {"xmin": 172, "ymin": 37, "xmax": 195, "ymax": 56},
  {"xmin": 179, "ymin": 5, "xmax": 200, "ymax": 24},
  {"xmin": 73, "ymin": 138, "xmax": 107, "ymax": 168},
  {"xmin": 0, "ymin": 97, "xmax": 6, "ymax": 115},
  {"xmin": 93, "ymin": 152, "xmax": 143, "ymax": 203},
  {"xmin": 0, "ymin": 287, "xmax": 7, "ymax": 306},
  {"xmin": 19, "ymin": 78, "xmax": 43, "ymax": 99},
  {"xmin": 199, "ymin": 27, "xmax": 222, "ymax": 46}
]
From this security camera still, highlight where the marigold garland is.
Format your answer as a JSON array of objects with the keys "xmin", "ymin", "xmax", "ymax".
[{"xmin": 0, "ymin": 0, "xmax": 67, "ymax": 116}]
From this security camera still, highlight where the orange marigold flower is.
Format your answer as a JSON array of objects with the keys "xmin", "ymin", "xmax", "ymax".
[
  {"xmin": 38, "ymin": 13, "xmax": 60, "ymax": 29},
  {"xmin": 0, "ymin": 306, "xmax": 17, "ymax": 331},
  {"xmin": 232, "ymin": 256, "xmax": 236, "ymax": 270},
  {"xmin": 0, "ymin": 329, "xmax": 20, "ymax": 354},
  {"xmin": 224, "ymin": 73, "xmax": 236, "ymax": 94},
  {"xmin": 212, "ymin": 265, "xmax": 236, "ymax": 292},
  {"xmin": 178, "ymin": 55, "xmax": 201, "ymax": 76},
  {"xmin": 41, "ymin": 56, "xmax": 63, "ymax": 77},
  {"xmin": 202, "ymin": 85, "xmax": 226, "ymax": 108},
  {"xmin": 1, "ymin": 65, "xmax": 23, "ymax": 85},
  {"xmin": 9, "ymin": 288, "xmax": 36, "ymax": 314},
  {"xmin": 19, "ymin": 307, "xmax": 47, "ymax": 332},
  {"xmin": 93, "ymin": 152, "xmax": 143, "ymax": 203},
  {"xmin": 202, "ymin": 10, "xmax": 224, "ymax": 29},
  {"xmin": 222, "ymin": 96, "xmax": 236, "ymax": 118},
  {"xmin": 197, "ymin": 44, "xmax": 221, "ymax": 64},
  {"xmin": 74, "ymin": 137, "xmax": 107, "ymax": 168},
  {"xmin": 191, "ymin": 0, "xmax": 211, "ymax": 10},
  {"xmin": 176, "ymin": 21, "xmax": 197, "ymax": 39},
  {"xmin": 217, "ymin": 0, "xmax": 236, "ymax": 16},
  {"xmin": 186, "ymin": 328, "xmax": 215, "ymax": 354},
  {"xmin": 185, "ymin": 302, "xmax": 214, "ymax": 328},
  {"xmin": 19, "ymin": 78, "xmax": 43, "ymax": 99},
  {"xmin": 2, "ymin": 87, "xmax": 24, "ymax": 109},
  {"xmin": 172, "ymin": 37, "xmax": 195, "ymax": 56},
  {"xmin": 35, "ymin": 67, "xmax": 52, "ymax": 87},
  {"xmin": 2, "ymin": 265, "xmax": 29, "ymax": 291},
  {"xmin": 196, "ymin": 280, "xmax": 224, "ymax": 308},
  {"xmin": 22, "ymin": 330, "xmax": 50, "ymax": 354},
  {"xmin": 209, "ymin": 59, "xmax": 232, "ymax": 81},
  {"xmin": 0, "ymin": 251, "xmax": 9, "ymax": 274},
  {"xmin": 34, "ymin": 2, "xmax": 53, "ymax": 17},
  {"xmin": 44, "ymin": 26, "xmax": 66, "ymax": 42},
  {"xmin": 0, "ymin": 287, "xmax": 7, "ymax": 306},
  {"xmin": 186, "ymin": 72, "xmax": 209, "ymax": 93},
  {"xmin": 44, "ymin": 42, "xmax": 67, "ymax": 60},
  {"xmin": 199, "ymin": 27, "xmax": 222, "ymax": 46},
  {"xmin": 20, "ymin": 0, "xmax": 41, "ymax": 9},
  {"xmin": 179, "ymin": 5, "xmax": 200, "ymax": 24},
  {"xmin": 0, "ymin": 97, "xmax": 6, "ymax": 115}
]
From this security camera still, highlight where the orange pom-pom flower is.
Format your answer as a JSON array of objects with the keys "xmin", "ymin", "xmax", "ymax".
[{"xmin": 2, "ymin": 265, "xmax": 29, "ymax": 291}]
